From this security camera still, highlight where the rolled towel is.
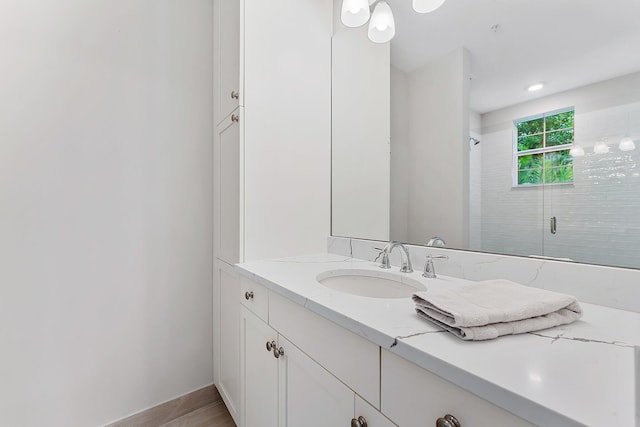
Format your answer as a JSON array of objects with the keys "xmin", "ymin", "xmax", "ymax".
[{"xmin": 412, "ymin": 279, "xmax": 582, "ymax": 341}]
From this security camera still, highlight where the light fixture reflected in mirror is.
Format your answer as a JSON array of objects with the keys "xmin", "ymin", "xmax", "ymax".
[
  {"xmin": 341, "ymin": 0, "xmax": 371, "ymax": 28},
  {"xmin": 341, "ymin": 0, "xmax": 447, "ymax": 42},
  {"xmin": 413, "ymin": 0, "xmax": 447, "ymax": 14},
  {"xmin": 619, "ymin": 137, "xmax": 636, "ymax": 152},
  {"xmin": 570, "ymin": 145, "xmax": 585, "ymax": 157},
  {"xmin": 593, "ymin": 140, "xmax": 610, "ymax": 154},
  {"xmin": 368, "ymin": 1, "xmax": 395, "ymax": 43},
  {"xmin": 527, "ymin": 83, "xmax": 544, "ymax": 92}
]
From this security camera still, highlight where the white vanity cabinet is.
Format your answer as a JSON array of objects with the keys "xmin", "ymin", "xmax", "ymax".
[
  {"xmin": 239, "ymin": 279, "xmax": 396, "ymax": 427},
  {"xmin": 241, "ymin": 306, "xmax": 355, "ymax": 427},
  {"xmin": 381, "ymin": 350, "xmax": 534, "ymax": 427},
  {"xmin": 236, "ymin": 273, "xmax": 548, "ymax": 427},
  {"xmin": 240, "ymin": 306, "xmax": 279, "ymax": 427},
  {"xmin": 241, "ymin": 307, "xmax": 355, "ymax": 427},
  {"xmin": 278, "ymin": 334, "xmax": 356, "ymax": 427}
]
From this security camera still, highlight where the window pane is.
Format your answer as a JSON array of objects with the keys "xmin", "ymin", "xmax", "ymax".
[
  {"xmin": 546, "ymin": 129, "xmax": 574, "ymax": 147},
  {"xmin": 518, "ymin": 153, "xmax": 543, "ymax": 170},
  {"xmin": 518, "ymin": 168, "xmax": 543, "ymax": 185},
  {"xmin": 517, "ymin": 117, "xmax": 544, "ymax": 136},
  {"xmin": 545, "ymin": 149, "xmax": 573, "ymax": 167},
  {"xmin": 546, "ymin": 111, "xmax": 574, "ymax": 131},
  {"xmin": 518, "ymin": 134, "xmax": 543, "ymax": 151},
  {"xmin": 545, "ymin": 166, "xmax": 573, "ymax": 183}
]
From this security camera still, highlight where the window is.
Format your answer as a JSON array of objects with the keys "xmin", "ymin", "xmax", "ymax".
[{"xmin": 514, "ymin": 108, "xmax": 574, "ymax": 186}]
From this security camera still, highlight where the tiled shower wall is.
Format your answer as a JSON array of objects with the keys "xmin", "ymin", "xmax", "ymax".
[{"xmin": 480, "ymin": 73, "xmax": 640, "ymax": 269}]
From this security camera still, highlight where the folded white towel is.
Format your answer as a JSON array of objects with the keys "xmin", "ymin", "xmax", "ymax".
[{"xmin": 412, "ymin": 279, "xmax": 583, "ymax": 341}]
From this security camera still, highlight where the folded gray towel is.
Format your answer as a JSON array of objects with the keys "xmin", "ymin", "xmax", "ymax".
[{"xmin": 412, "ymin": 279, "xmax": 583, "ymax": 341}]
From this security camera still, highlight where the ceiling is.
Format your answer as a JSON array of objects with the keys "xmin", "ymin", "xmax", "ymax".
[{"xmin": 389, "ymin": 0, "xmax": 640, "ymax": 113}]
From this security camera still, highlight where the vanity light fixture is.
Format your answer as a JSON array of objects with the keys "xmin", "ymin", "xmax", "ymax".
[
  {"xmin": 527, "ymin": 83, "xmax": 544, "ymax": 92},
  {"xmin": 619, "ymin": 136, "xmax": 636, "ymax": 152},
  {"xmin": 569, "ymin": 145, "xmax": 585, "ymax": 157},
  {"xmin": 413, "ymin": 0, "xmax": 447, "ymax": 14},
  {"xmin": 593, "ymin": 140, "xmax": 610, "ymax": 154},
  {"xmin": 368, "ymin": 1, "xmax": 395, "ymax": 43},
  {"xmin": 341, "ymin": 0, "xmax": 447, "ymax": 43},
  {"xmin": 341, "ymin": 0, "xmax": 371, "ymax": 28}
]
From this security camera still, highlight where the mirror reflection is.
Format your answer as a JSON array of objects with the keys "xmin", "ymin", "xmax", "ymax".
[{"xmin": 332, "ymin": 0, "xmax": 640, "ymax": 269}]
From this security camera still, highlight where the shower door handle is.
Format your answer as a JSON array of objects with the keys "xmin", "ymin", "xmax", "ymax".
[{"xmin": 550, "ymin": 216, "xmax": 557, "ymax": 235}]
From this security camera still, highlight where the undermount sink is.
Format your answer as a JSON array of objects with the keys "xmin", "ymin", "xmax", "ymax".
[{"xmin": 316, "ymin": 269, "xmax": 426, "ymax": 298}]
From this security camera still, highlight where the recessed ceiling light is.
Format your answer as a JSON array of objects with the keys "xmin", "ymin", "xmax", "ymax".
[{"xmin": 527, "ymin": 83, "xmax": 544, "ymax": 92}]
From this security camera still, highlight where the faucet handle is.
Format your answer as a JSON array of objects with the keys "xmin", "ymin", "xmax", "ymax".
[
  {"xmin": 373, "ymin": 247, "xmax": 393, "ymax": 269},
  {"xmin": 379, "ymin": 252, "xmax": 391, "ymax": 269},
  {"xmin": 423, "ymin": 254, "xmax": 449, "ymax": 278}
]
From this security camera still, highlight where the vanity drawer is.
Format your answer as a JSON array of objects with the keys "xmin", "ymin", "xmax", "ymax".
[
  {"xmin": 269, "ymin": 291, "xmax": 380, "ymax": 408},
  {"xmin": 381, "ymin": 349, "xmax": 534, "ymax": 427},
  {"xmin": 239, "ymin": 276, "xmax": 269, "ymax": 322}
]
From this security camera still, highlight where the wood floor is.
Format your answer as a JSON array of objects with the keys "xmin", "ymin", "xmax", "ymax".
[
  {"xmin": 108, "ymin": 385, "xmax": 236, "ymax": 427},
  {"xmin": 158, "ymin": 398, "xmax": 235, "ymax": 427}
]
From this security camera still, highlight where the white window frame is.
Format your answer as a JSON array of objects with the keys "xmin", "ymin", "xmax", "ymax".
[{"xmin": 512, "ymin": 107, "xmax": 575, "ymax": 187}]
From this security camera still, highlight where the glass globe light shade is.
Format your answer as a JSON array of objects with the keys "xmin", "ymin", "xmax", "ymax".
[
  {"xmin": 341, "ymin": 0, "xmax": 370, "ymax": 28},
  {"xmin": 368, "ymin": 1, "xmax": 395, "ymax": 43},
  {"xmin": 413, "ymin": 0, "xmax": 446, "ymax": 14}
]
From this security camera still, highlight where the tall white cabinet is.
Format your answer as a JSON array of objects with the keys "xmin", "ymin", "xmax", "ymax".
[{"xmin": 212, "ymin": 0, "xmax": 332, "ymax": 424}]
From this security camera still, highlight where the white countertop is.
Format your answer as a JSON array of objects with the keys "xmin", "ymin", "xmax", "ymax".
[{"xmin": 236, "ymin": 254, "xmax": 640, "ymax": 427}]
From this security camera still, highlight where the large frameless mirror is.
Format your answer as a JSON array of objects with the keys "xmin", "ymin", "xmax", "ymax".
[{"xmin": 332, "ymin": 0, "xmax": 640, "ymax": 269}]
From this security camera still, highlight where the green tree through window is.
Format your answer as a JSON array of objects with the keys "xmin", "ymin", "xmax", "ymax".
[{"xmin": 514, "ymin": 109, "xmax": 574, "ymax": 186}]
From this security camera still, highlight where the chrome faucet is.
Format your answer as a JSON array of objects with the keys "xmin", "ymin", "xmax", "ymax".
[
  {"xmin": 422, "ymin": 254, "xmax": 449, "ymax": 278},
  {"xmin": 379, "ymin": 241, "xmax": 413, "ymax": 273},
  {"xmin": 426, "ymin": 236, "xmax": 446, "ymax": 247}
]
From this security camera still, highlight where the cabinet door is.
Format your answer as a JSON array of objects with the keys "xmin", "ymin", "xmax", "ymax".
[
  {"xmin": 241, "ymin": 307, "xmax": 278, "ymax": 427},
  {"xmin": 381, "ymin": 349, "xmax": 534, "ymax": 427},
  {"xmin": 214, "ymin": 0, "xmax": 241, "ymax": 123},
  {"xmin": 354, "ymin": 395, "xmax": 397, "ymax": 427},
  {"xmin": 278, "ymin": 336, "xmax": 354, "ymax": 427},
  {"xmin": 217, "ymin": 260, "xmax": 241, "ymax": 424},
  {"xmin": 216, "ymin": 110, "xmax": 241, "ymax": 264}
]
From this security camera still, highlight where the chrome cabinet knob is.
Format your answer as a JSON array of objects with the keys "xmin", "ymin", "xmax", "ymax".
[
  {"xmin": 231, "ymin": 114, "xmax": 239, "ymax": 123},
  {"xmin": 244, "ymin": 291, "xmax": 254, "ymax": 300},
  {"xmin": 436, "ymin": 414, "xmax": 460, "ymax": 427},
  {"xmin": 351, "ymin": 416, "xmax": 367, "ymax": 427},
  {"xmin": 272, "ymin": 346, "xmax": 285, "ymax": 359},
  {"xmin": 265, "ymin": 341, "xmax": 283, "ymax": 358},
  {"xmin": 230, "ymin": 90, "xmax": 239, "ymax": 100}
]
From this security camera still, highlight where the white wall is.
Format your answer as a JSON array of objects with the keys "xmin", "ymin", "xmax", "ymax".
[
  {"xmin": 0, "ymin": 2, "xmax": 213, "ymax": 426},
  {"xmin": 481, "ymin": 72, "xmax": 640, "ymax": 268},
  {"xmin": 390, "ymin": 66, "xmax": 410, "ymax": 243},
  {"xmin": 405, "ymin": 48, "xmax": 470, "ymax": 248},
  {"xmin": 331, "ymin": 0, "xmax": 390, "ymax": 242},
  {"xmin": 469, "ymin": 111, "xmax": 482, "ymax": 250},
  {"xmin": 243, "ymin": 0, "xmax": 333, "ymax": 260}
]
